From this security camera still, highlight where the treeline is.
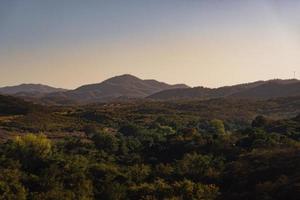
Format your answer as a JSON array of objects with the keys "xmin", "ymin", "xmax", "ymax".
[{"xmin": 1, "ymin": 114, "xmax": 300, "ymax": 199}]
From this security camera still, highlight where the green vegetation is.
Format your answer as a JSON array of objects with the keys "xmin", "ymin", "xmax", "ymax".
[{"xmin": 0, "ymin": 96, "xmax": 300, "ymax": 199}]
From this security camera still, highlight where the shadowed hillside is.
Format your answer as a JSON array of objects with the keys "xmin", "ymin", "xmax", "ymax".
[
  {"xmin": 0, "ymin": 84, "xmax": 67, "ymax": 96},
  {"xmin": 148, "ymin": 79, "xmax": 300, "ymax": 100},
  {"xmin": 43, "ymin": 74, "xmax": 189, "ymax": 103}
]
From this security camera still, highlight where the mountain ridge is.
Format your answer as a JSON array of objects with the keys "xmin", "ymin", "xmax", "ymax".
[
  {"xmin": 0, "ymin": 83, "xmax": 67, "ymax": 96},
  {"xmin": 1, "ymin": 76, "xmax": 300, "ymax": 104},
  {"xmin": 148, "ymin": 79, "xmax": 300, "ymax": 100},
  {"xmin": 43, "ymin": 74, "xmax": 189, "ymax": 103}
]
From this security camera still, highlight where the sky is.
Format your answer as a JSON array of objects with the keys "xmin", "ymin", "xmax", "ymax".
[{"xmin": 0, "ymin": 0, "xmax": 300, "ymax": 89}]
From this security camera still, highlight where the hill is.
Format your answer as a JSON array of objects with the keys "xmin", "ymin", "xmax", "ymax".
[
  {"xmin": 0, "ymin": 94, "xmax": 300, "ymax": 199},
  {"xmin": 43, "ymin": 74, "xmax": 189, "ymax": 103},
  {"xmin": 148, "ymin": 79, "xmax": 300, "ymax": 100},
  {"xmin": 0, "ymin": 84, "xmax": 67, "ymax": 96},
  {"xmin": 230, "ymin": 81, "xmax": 300, "ymax": 98},
  {"xmin": 0, "ymin": 94, "xmax": 37, "ymax": 115},
  {"xmin": 3, "ymin": 77, "xmax": 300, "ymax": 104}
]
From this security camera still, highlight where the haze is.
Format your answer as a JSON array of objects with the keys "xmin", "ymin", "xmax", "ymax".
[{"xmin": 1, "ymin": 0, "xmax": 300, "ymax": 89}]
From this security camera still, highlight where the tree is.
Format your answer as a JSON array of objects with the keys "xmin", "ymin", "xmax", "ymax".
[
  {"xmin": 89, "ymin": 163, "xmax": 126, "ymax": 200},
  {"xmin": 129, "ymin": 179, "xmax": 219, "ymax": 200},
  {"xmin": 119, "ymin": 123, "xmax": 141, "ymax": 137},
  {"xmin": 10, "ymin": 134, "xmax": 52, "ymax": 171},
  {"xmin": 176, "ymin": 153, "xmax": 224, "ymax": 180},
  {"xmin": 173, "ymin": 179, "xmax": 219, "ymax": 200},
  {"xmin": 0, "ymin": 168, "xmax": 27, "ymax": 200},
  {"xmin": 13, "ymin": 134, "xmax": 52, "ymax": 159},
  {"xmin": 252, "ymin": 115, "xmax": 268, "ymax": 128},
  {"xmin": 210, "ymin": 119, "xmax": 226, "ymax": 135},
  {"xmin": 92, "ymin": 132, "xmax": 119, "ymax": 153},
  {"xmin": 127, "ymin": 164, "xmax": 151, "ymax": 184}
]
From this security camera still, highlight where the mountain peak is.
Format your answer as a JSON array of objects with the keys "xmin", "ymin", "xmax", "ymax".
[
  {"xmin": 115, "ymin": 74, "xmax": 138, "ymax": 78},
  {"xmin": 67, "ymin": 74, "xmax": 189, "ymax": 102},
  {"xmin": 104, "ymin": 74, "xmax": 141, "ymax": 83}
]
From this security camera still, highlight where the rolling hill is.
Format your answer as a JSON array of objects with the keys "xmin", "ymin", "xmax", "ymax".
[
  {"xmin": 230, "ymin": 81, "xmax": 300, "ymax": 98},
  {"xmin": 42, "ymin": 74, "xmax": 189, "ymax": 103},
  {"xmin": 0, "ymin": 84, "xmax": 67, "ymax": 96},
  {"xmin": 2, "ymin": 77, "xmax": 300, "ymax": 104},
  {"xmin": 148, "ymin": 79, "xmax": 300, "ymax": 100}
]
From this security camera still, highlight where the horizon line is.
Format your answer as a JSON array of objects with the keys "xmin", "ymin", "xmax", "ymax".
[{"xmin": 0, "ymin": 74, "xmax": 299, "ymax": 90}]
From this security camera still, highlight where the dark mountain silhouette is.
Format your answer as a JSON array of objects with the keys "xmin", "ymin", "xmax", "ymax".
[
  {"xmin": 2, "ymin": 77, "xmax": 300, "ymax": 104},
  {"xmin": 148, "ymin": 79, "xmax": 300, "ymax": 100},
  {"xmin": 230, "ymin": 80, "xmax": 300, "ymax": 99},
  {"xmin": 42, "ymin": 74, "xmax": 189, "ymax": 103},
  {"xmin": 0, "ymin": 84, "xmax": 67, "ymax": 96}
]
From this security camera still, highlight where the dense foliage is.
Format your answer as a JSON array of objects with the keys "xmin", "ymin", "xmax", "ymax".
[{"xmin": 0, "ymin": 97, "xmax": 300, "ymax": 199}]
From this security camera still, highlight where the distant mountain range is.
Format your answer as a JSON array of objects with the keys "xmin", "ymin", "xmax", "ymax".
[
  {"xmin": 41, "ymin": 74, "xmax": 189, "ymax": 103},
  {"xmin": 0, "ymin": 75, "xmax": 299, "ymax": 104},
  {"xmin": 0, "ymin": 75, "xmax": 189, "ymax": 104}
]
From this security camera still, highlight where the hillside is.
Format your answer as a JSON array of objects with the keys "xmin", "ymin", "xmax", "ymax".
[
  {"xmin": 3, "ymin": 77, "xmax": 300, "ymax": 104},
  {"xmin": 0, "ymin": 94, "xmax": 300, "ymax": 199},
  {"xmin": 230, "ymin": 81, "xmax": 300, "ymax": 98},
  {"xmin": 0, "ymin": 94, "xmax": 37, "ymax": 115},
  {"xmin": 44, "ymin": 74, "xmax": 189, "ymax": 103},
  {"xmin": 0, "ymin": 84, "xmax": 67, "ymax": 96},
  {"xmin": 148, "ymin": 79, "xmax": 300, "ymax": 100}
]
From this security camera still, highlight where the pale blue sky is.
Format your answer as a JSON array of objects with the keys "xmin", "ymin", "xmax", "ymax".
[{"xmin": 1, "ymin": 0, "xmax": 300, "ymax": 88}]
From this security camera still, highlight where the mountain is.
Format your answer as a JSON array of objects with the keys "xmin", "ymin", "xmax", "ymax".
[
  {"xmin": 4, "ymin": 77, "xmax": 299, "ymax": 104},
  {"xmin": 230, "ymin": 80, "xmax": 300, "ymax": 99},
  {"xmin": 43, "ymin": 74, "xmax": 189, "ymax": 103},
  {"xmin": 0, "ymin": 84, "xmax": 67, "ymax": 96},
  {"xmin": 148, "ymin": 79, "xmax": 300, "ymax": 100}
]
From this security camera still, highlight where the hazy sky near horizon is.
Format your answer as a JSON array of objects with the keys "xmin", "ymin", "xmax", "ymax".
[{"xmin": 1, "ymin": 0, "xmax": 300, "ymax": 89}]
